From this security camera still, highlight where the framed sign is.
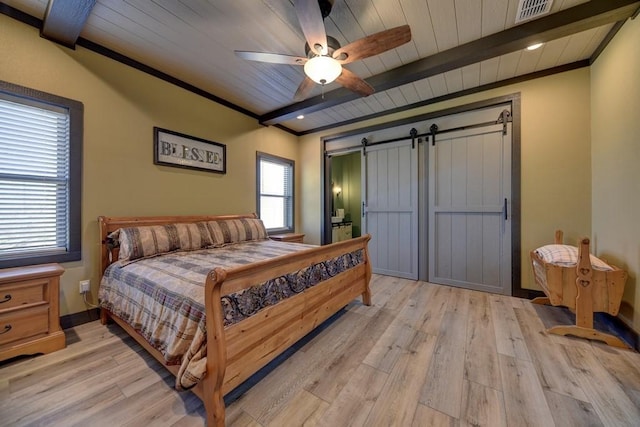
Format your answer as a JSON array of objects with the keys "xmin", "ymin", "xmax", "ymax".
[{"xmin": 153, "ymin": 127, "xmax": 226, "ymax": 174}]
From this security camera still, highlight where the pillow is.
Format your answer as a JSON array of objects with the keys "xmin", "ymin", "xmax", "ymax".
[
  {"xmin": 118, "ymin": 225, "xmax": 179, "ymax": 261},
  {"xmin": 118, "ymin": 223, "xmax": 212, "ymax": 261},
  {"xmin": 205, "ymin": 218, "xmax": 268, "ymax": 246},
  {"xmin": 175, "ymin": 222, "xmax": 213, "ymax": 250},
  {"xmin": 534, "ymin": 244, "xmax": 613, "ymax": 271}
]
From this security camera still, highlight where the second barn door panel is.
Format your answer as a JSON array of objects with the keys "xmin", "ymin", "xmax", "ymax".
[{"xmin": 428, "ymin": 123, "xmax": 511, "ymax": 294}]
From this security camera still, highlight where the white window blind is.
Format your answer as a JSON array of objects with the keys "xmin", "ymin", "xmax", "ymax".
[
  {"xmin": 0, "ymin": 97, "xmax": 70, "ymax": 261},
  {"xmin": 258, "ymin": 154, "xmax": 293, "ymax": 231}
]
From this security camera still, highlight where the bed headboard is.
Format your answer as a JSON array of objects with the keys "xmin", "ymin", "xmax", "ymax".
[{"xmin": 98, "ymin": 213, "xmax": 258, "ymax": 276}]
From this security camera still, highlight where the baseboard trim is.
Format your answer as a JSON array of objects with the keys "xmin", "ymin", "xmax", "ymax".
[
  {"xmin": 524, "ymin": 289, "xmax": 546, "ymax": 299},
  {"xmin": 60, "ymin": 308, "xmax": 100, "ymax": 330},
  {"xmin": 595, "ymin": 312, "xmax": 640, "ymax": 351}
]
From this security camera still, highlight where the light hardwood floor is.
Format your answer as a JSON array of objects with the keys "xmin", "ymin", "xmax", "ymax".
[{"xmin": 1, "ymin": 275, "xmax": 639, "ymax": 426}]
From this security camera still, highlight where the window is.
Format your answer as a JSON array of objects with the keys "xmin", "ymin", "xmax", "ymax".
[
  {"xmin": 256, "ymin": 152, "xmax": 294, "ymax": 233},
  {"xmin": 0, "ymin": 81, "xmax": 82, "ymax": 268}
]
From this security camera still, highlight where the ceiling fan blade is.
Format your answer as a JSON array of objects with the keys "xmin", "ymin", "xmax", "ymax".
[
  {"xmin": 293, "ymin": 76, "xmax": 316, "ymax": 101},
  {"xmin": 235, "ymin": 51, "xmax": 307, "ymax": 65},
  {"xmin": 336, "ymin": 68, "xmax": 374, "ymax": 97},
  {"xmin": 295, "ymin": 0, "xmax": 327, "ymax": 55},
  {"xmin": 333, "ymin": 25, "xmax": 411, "ymax": 64}
]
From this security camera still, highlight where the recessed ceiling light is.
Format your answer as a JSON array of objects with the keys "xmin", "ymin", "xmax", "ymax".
[
  {"xmin": 526, "ymin": 43, "xmax": 543, "ymax": 51},
  {"xmin": 297, "ymin": 115, "xmax": 304, "ymax": 120}
]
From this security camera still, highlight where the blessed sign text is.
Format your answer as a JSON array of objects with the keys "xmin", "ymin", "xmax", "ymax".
[{"xmin": 154, "ymin": 127, "xmax": 226, "ymax": 174}]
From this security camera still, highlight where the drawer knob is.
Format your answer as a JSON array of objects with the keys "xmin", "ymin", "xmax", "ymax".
[
  {"xmin": 0, "ymin": 294, "xmax": 11, "ymax": 304},
  {"xmin": 0, "ymin": 325, "xmax": 11, "ymax": 335}
]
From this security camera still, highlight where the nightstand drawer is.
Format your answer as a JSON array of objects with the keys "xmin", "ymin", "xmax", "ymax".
[
  {"xmin": 0, "ymin": 305, "xmax": 49, "ymax": 346},
  {"xmin": 0, "ymin": 280, "xmax": 47, "ymax": 311}
]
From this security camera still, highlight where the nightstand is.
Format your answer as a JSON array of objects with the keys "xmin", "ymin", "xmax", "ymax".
[
  {"xmin": 0, "ymin": 263, "xmax": 66, "ymax": 362},
  {"xmin": 270, "ymin": 233, "xmax": 305, "ymax": 243}
]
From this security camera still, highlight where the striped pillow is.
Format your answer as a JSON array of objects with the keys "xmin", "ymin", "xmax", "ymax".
[
  {"xmin": 534, "ymin": 244, "xmax": 613, "ymax": 271},
  {"xmin": 205, "ymin": 218, "xmax": 268, "ymax": 246},
  {"xmin": 118, "ymin": 223, "xmax": 212, "ymax": 261},
  {"xmin": 175, "ymin": 222, "xmax": 214, "ymax": 250}
]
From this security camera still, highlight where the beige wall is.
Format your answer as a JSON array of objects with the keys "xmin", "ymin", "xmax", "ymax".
[
  {"xmin": 0, "ymin": 16, "xmax": 299, "ymax": 317},
  {"xmin": 300, "ymin": 68, "xmax": 592, "ymax": 292},
  {"xmin": 6, "ymin": 11, "xmax": 636, "ymax": 333},
  {"xmin": 591, "ymin": 17, "xmax": 640, "ymax": 332}
]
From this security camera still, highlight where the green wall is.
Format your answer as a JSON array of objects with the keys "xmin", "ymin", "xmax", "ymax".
[{"xmin": 331, "ymin": 152, "xmax": 361, "ymax": 237}]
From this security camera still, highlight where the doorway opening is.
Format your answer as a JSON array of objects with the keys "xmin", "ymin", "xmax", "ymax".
[{"xmin": 329, "ymin": 151, "xmax": 361, "ymax": 243}]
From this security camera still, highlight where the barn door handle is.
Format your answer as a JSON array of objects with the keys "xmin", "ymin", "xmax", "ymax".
[
  {"xmin": 504, "ymin": 198, "xmax": 508, "ymax": 220},
  {"xmin": 362, "ymin": 201, "xmax": 366, "ymax": 217}
]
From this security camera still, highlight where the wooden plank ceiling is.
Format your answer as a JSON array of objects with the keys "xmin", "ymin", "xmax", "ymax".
[{"xmin": 2, "ymin": 0, "xmax": 639, "ymax": 134}]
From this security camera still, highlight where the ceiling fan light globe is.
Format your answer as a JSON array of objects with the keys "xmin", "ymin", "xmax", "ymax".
[{"xmin": 304, "ymin": 56, "xmax": 342, "ymax": 85}]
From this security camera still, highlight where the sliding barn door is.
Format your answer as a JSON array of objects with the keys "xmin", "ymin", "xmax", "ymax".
[
  {"xmin": 428, "ymin": 124, "xmax": 511, "ymax": 294},
  {"xmin": 363, "ymin": 140, "xmax": 418, "ymax": 280}
]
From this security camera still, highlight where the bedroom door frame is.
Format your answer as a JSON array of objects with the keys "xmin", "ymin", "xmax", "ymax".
[
  {"xmin": 323, "ymin": 147, "xmax": 363, "ymax": 245},
  {"xmin": 321, "ymin": 93, "xmax": 525, "ymax": 297}
]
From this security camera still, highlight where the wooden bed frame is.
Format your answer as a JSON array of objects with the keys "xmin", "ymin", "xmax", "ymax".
[
  {"xmin": 98, "ymin": 214, "xmax": 372, "ymax": 426},
  {"xmin": 530, "ymin": 230, "xmax": 628, "ymax": 348}
]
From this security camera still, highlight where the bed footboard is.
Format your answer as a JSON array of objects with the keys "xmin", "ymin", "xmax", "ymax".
[{"xmin": 203, "ymin": 235, "xmax": 372, "ymax": 427}]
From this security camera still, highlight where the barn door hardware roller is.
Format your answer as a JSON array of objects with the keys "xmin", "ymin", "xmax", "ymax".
[
  {"xmin": 410, "ymin": 128, "xmax": 418, "ymax": 149},
  {"xmin": 497, "ymin": 109, "xmax": 511, "ymax": 135},
  {"xmin": 430, "ymin": 124, "xmax": 439, "ymax": 146}
]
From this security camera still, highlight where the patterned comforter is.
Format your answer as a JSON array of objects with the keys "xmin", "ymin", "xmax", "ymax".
[{"xmin": 98, "ymin": 239, "xmax": 364, "ymax": 390}]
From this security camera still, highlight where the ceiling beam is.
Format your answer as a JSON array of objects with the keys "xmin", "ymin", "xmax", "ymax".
[
  {"xmin": 260, "ymin": 0, "xmax": 640, "ymax": 126},
  {"xmin": 41, "ymin": 0, "xmax": 96, "ymax": 49}
]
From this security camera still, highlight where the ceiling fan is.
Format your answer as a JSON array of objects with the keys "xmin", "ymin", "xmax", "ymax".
[{"xmin": 234, "ymin": 0, "xmax": 411, "ymax": 101}]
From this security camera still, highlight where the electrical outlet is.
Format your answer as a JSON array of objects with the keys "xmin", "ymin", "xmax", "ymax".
[{"xmin": 79, "ymin": 280, "xmax": 90, "ymax": 294}]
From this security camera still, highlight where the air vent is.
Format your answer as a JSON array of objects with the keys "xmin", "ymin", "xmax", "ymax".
[{"xmin": 515, "ymin": 0, "xmax": 553, "ymax": 23}]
